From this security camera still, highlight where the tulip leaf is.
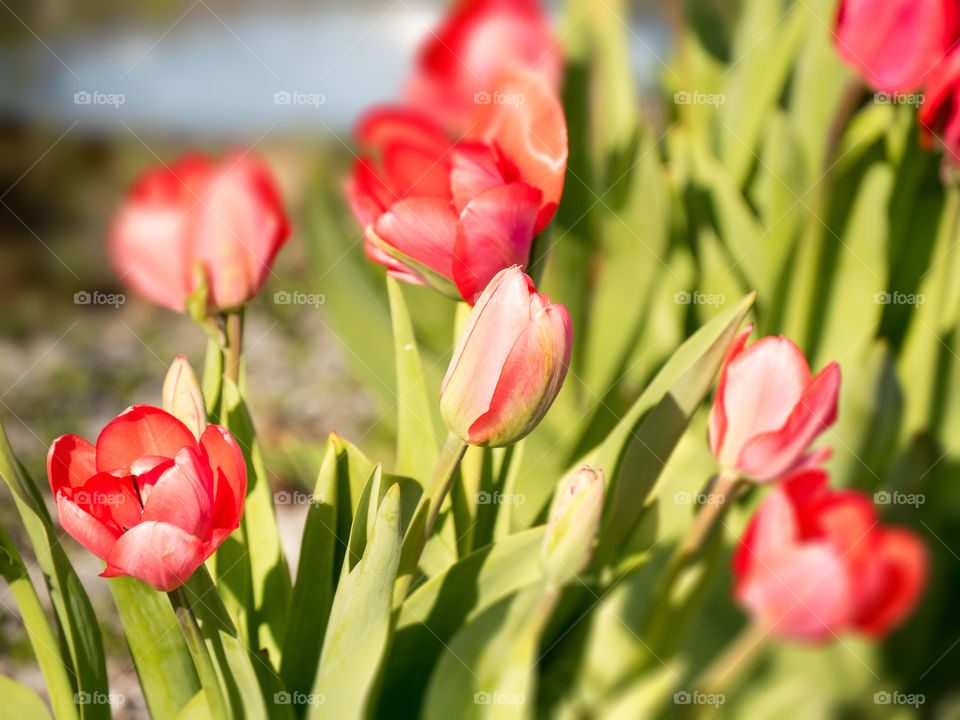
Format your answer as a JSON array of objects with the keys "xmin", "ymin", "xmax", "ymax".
[
  {"xmin": 107, "ymin": 578, "xmax": 200, "ymax": 719},
  {"xmin": 0, "ymin": 677, "xmax": 54, "ymax": 720},
  {"xmin": 311, "ymin": 484, "xmax": 403, "ymax": 719},
  {"xmin": 217, "ymin": 379, "xmax": 291, "ymax": 666},
  {"xmin": 0, "ymin": 421, "xmax": 109, "ymax": 720},
  {"xmin": 201, "ymin": 337, "xmax": 224, "ymax": 421},
  {"xmin": 377, "ymin": 527, "xmax": 546, "ymax": 715},
  {"xmin": 387, "ymin": 276, "xmax": 438, "ymax": 481},
  {"xmin": 584, "ymin": 293, "xmax": 755, "ymax": 568},
  {"xmin": 0, "ymin": 522, "xmax": 78, "ymax": 720}
]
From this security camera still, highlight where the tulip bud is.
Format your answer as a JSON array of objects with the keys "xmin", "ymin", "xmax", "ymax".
[
  {"xmin": 708, "ymin": 327, "xmax": 840, "ymax": 482},
  {"xmin": 541, "ymin": 466, "xmax": 604, "ymax": 586},
  {"xmin": 440, "ymin": 267, "xmax": 572, "ymax": 447},
  {"xmin": 162, "ymin": 355, "xmax": 207, "ymax": 439}
]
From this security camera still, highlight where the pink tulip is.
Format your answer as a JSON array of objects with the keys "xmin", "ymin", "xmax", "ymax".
[
  {"xmin": 110, "ymin": 151, "xmax": 290, "ymax": 313},
  {"xmin": 440, "ymin": 267, "xmax": 572, "ymax": 446},
  {"xmin": 733, "ymin": 469, "xmax": 927, "ymax": 641},
  {"xmin": 708, "ymin": 327, "xmax": 840, "ymax": 482},
  {"xmin": 47, "ymin": 405, "xmax": 246, "ymax": 592},
  {"xmin": 346, "ymin": 72, "xmax": 567, "ymax": 304},
  {"xmin": 406, "ymin": 0, "xmax": 562, "ymax": 132},
  {"xmin": 835, "ymin": 0, "xmax": 959, "ymax": 93}
]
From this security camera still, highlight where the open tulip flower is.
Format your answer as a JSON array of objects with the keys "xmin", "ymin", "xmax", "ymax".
[
  {"xmin": 346, "ymin": 70, "xmax": 567, "ymax": 304},
  {"xmin": 405, "ymin": 0, "xmax": 562, "ymax": 132},
  {"xmin": 47, "ymin": 405, "xmax": 246, "ymax": 592},
  {"xmin": 110, "ymin": 151, "xmax": 290, "ymax": 314},
  {"xmin": 733, "ymin": 469, "xmax": 928, "ymax": 642},
  {"xmin": 835, "ymin": 0, "xmax": 959, "ymax": 93},
  {"xmin": 440, "ymin": 266, "xmax": 572, "ymax": 446},
  {"xmin": 708, "ymin": 327, "xmax": 840, "ymax": 482}
]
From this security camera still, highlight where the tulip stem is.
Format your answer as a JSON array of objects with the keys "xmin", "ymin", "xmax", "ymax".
[
  {"xmin": 223, "ymin": 310, "xmax": 243, "ymax": 386},
  {"xmin": 169, "ymin": 586, "xmax": 229, "ymax": 720},
  {"xmin": 394, "ymin": 432, "xmax": 468, "ymax": 604},
  {"xmin": 696, "ymin": 622, "xmax": 769, "ymax": 697}
]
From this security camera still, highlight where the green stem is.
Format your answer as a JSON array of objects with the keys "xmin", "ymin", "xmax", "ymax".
[
  {"xmin": 697, "ymin": 622, "xmax": 769, "ymax": 697},
  {"xmin": 394, "ymin": 432, "xmax": 468, "ymax": 603},
  {"xmin": 223, "ymin": 310, "xmax": 243, "ymax": 387},
  {"xmin": 168, "ymin": 586, "xmax": 229, "ymax": 720}
]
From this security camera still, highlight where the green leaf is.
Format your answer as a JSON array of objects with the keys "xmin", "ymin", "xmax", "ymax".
[
  {"xmin": 216, "ymin": 379, "xmax": 291, "ymax": 665},
  {"xmin": 107, "ymin": 578, "xmax": 200, "ymax": 719},
  {"xmin": 0, "ymin": 523, "xmax": 78, "ymax": 720},
  {"xmin": 0, "ymin": 676, "xmax": 54, "ymax": 720},
  {"xmin": 311, "ymin": 484, "xmax": 403, "ymax": 719},
  {"xmin": 387, "ymin": 277, "xmax": 438, "ymax": 481},
  {"xmin": 0, "ymin": 421, "xmax": 109, "ymax": 720},
  {"xmin": 201, "ymin": 337, "xmax": 224, "ymax": 421}
]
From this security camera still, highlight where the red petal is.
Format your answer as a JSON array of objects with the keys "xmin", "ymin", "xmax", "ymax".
[
  {"xmin": 95, "ymin": 405, "xmax": 198, "ymax": 474},
  {"xmin": 56, "ymin": 494, "xmax": 121, "ymax": 562},
  {"xmin": 453, "ymin": 182, "xmax": 542, "ymax": 303},
  {"xmin": 102, "ymin": 521, "xmax": 211, "ymax": 592},
  {"xmin": 199, "ymin": 425, "xmax": 247, "ymax": 544},
  {"xmin": 140, "ymin": 446, "xmax": 215, "ymax": 539},
  {"xmin": 854, "ymin": 528, "xmax": 928, "ymax": 636},
  {"xmin": 47, "ymin": 434, "xmax": 96, "ymax": 496},
  {"xmin": 368, "ymin": 196, "xmax": 459, "ymax": 281}
]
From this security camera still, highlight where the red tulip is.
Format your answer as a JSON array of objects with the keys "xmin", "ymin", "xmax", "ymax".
[
  {"xmin": 708, "ymin": 327, "xmax": 840, "ymax": 482},
  {"xmin": 835, "ymin": 0, "xmax": 959, "ymax": 93},
  {"xmin": 732, "ymin": 469, "xmax": 927, "ymax": 641},
  {"xmin": 440, "ymin": 267, "xmax": 572, "ymax": 446},
  {"xmin": 406, "ymin": 0, "xmax": 562, "ymax": 132},
  {"xmin": 110, "ymin": 151, "xmax": 290, "ymax": 313},
  {"xmin": 47, "ymin": 405, "xmax": 246, "ymax": 592},
  {"xmin": 346, "ymin": 73, "xmax": 567, "ymax": 304},
  {"xmin": 919, "ymin": 50, "xmax": 960, "ymax": 163}
]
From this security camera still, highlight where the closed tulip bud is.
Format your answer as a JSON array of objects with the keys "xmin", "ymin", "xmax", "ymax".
[
  {"xmin": 542, "ymin": 466, "xmax": 605, "ymax": 586},
  {"xmin": 47, "ymin": 405, "xmax": 246, "ymax": 592},
  {"xmin": 733, "ymin": 469, "xmax": 927, "ymax": 641},
  {"xmin": 110, "ymin": 151, "xmax": 290, "ymax": 314},
  {"xmin": 162, "ymin": 355, "xmax": 207, "ymax": 439},
  {"xmin": 708, "ymin": 327, "xmax": 840, "ymax": 482},
  {"xmin": 440, "ymin": 267, "xmax": 572, "ymax": 447}
]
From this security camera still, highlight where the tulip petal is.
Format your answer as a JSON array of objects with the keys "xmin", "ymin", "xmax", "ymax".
[
  {"xmin": 732, "ymin": 483, "xmax": 799, "ymax": 584},
  {"xmin": 47, "ymin": 434, "xmax": 97, "ymax": 496},
  {"xmin": 453, "ymin": 182, "xmax": 542, "ymax": 303},
  {"xmin": 140, "ymin": 447, "xmax": 215, "ymax": 539},
  {"xmin": 707, "ymin": 325, "xmax": 753, "ymax": 460},
  {"xmin": 855, "ymin": 528, "xmax": 929, "ymax": 636},
  {"xmin": 199, "ymin": 425, "xmax": 248, "ymax": 544},
  {"xmin": 56, "ymin": 494, "xmax": 121, "ymax": 562},
  {"xmin": 736, "ymin": 362, "xmax": 841, "ymax": 481},
  {"xmin": 75, "ymin": 472, "xmax": 145, "ymax": 533},
  {"xmin": 95, "ymin": 405, "xmax": 198, "ymax": 474},
  {"xmin": 102, "ymin": 521, "xmax": 211, "ymax": 592}
]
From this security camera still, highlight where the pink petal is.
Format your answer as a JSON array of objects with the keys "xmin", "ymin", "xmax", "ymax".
[
  {"xmin": 102, "ymin": 521, "xmax": 211, "ymax": 592},
  {"xmin": 140, "ymin": 447, "xmax": 215, "ymax": 539},
  {"xmin": 367, "ymin": 196, "xmax": 459, "ymax": 282},
  {"xmin": 452, "ymin": 182, "xmax": 542, "ymax": 304},
  {"xmin": 75, "ymin": 472, "xmax": 144, "ymax": 533},
  {"xmin": 95, "ymin": 405, "xmax": 198, "ymax": 474},
  {"xmin": 707, "ymin": 325, "xmax": 753, "ymax": 460},
  {"xmin": 56, "ymin": 494, "xmax": 121, "ymax": 562},
  {"xmin": 732, "ymin": 483, "xmax": 800, "ymax": 585},
  {"xmin": 199, "ymin": 425, "xmax": 247, "ymax": 545},
  {"xmin": 449, "ymin": 142, "xmax": 510, "ymax": 213},
  {"xmin": 47, "ymin": 434, "xmax": 96, "ymax": 496},
  {"xmin": 736, "ymin": 362, "xmax": 841, "ymax": 481}
]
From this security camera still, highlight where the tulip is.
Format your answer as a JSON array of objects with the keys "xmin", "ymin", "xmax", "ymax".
[
  {"xmin": 162, "ymin": 354, "xmax": 207, "ymax": 439},
  {"xmin": 406, "ymin": 0, "xmax": 562, "ymax": 132},
  {"xmin": 835, "ymin": 0, "xmax": 959, "ymax": 93},
  {"xmin": 110, "ymin": 151, "xmax": 290, "ymax": 313},
  {"xmin": 440, "ymin": 267, "xmax": 572, "ymax": 446},
  {"xmin": 918, "ymin": 50, "xmax": 960, "ymax": 163},
  {"xmin": 346, "ymin": 72, "xmax": 567, "ymax": 304},
  {"xmin": 732, "ymin": 469, "xmax": 927, "ymax": 641},
  {"xmin": 542, "ymin": 466, "xmax": 605, "ymax": 585},
  {"xmin": 47, "ymin": 405, "xmax": 246, "ymax": 592},
  {"xmin": 708, "ymin": 327, "xmax": 840, "ymax": 482}
]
